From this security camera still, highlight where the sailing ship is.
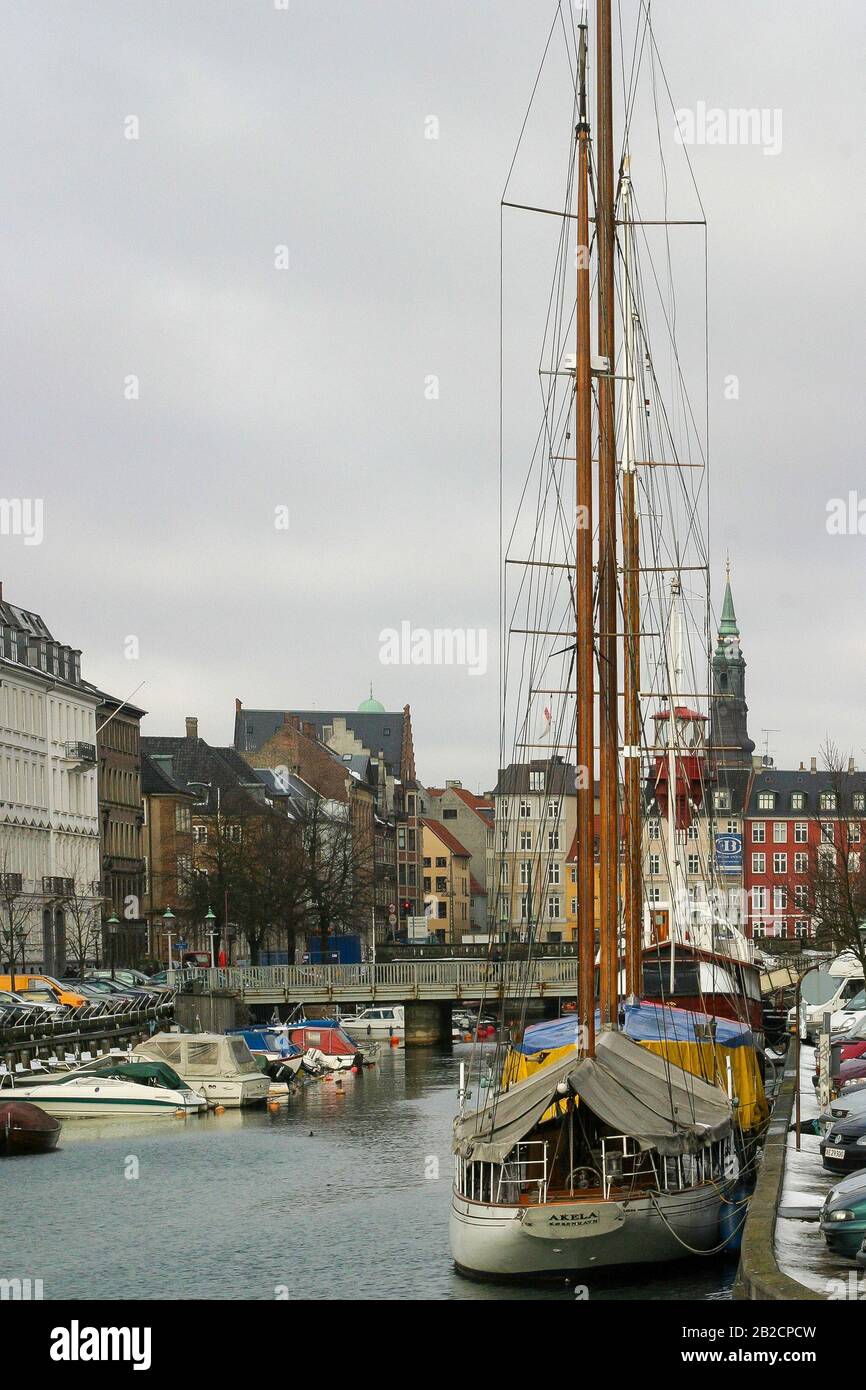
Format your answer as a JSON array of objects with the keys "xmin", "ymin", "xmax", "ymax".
[{"xmin": 450, "ymin": 1, "xmax": 763, "ymax": 1279}]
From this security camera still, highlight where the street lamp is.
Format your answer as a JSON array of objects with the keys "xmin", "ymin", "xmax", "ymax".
[
  {"xmin": 162, "ymin": 907, "xmax": 176, "ymax": 975},
  {"xmin": 107, "ymin": 913, "xmax": 120, "ymax": 980},
  {"xmin": 204, "ymin": 906, "xmax": 217, "ymax": 968}
]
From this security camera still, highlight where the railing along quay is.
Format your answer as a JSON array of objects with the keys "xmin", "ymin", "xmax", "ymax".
[{"xmin": 170, "ymin": 959, "xmax": 578, "ymax": 1002}]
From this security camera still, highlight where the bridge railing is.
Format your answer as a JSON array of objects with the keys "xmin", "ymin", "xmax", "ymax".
[{"xmin": 168, "ymin": 959, "xmax": 577, "ymax": 995}]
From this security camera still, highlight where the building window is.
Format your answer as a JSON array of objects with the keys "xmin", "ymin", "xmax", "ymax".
[
  {"xmin": 773, "ymin": 886, "xmax": 787, "ymax": 911},
  {"xmin": 751, "ymin": 822, "xmax": 765, "ymax": 843},
  {"xmin": 547, "ymin": 829, "xmax": 560, "ymax": 851},
  {"xmin": 442, "ymin": 808, "xmax": 457, "ymax": 820},
  {"xmin": 547, "ymin": 799, "xmax": 560, "ymax": 820},
  {"xmin": 423, "ymin": 877, "xmax": 431, "ymax": 893},
  {"xmin": 548, "ymin": 862, "xmax": 560, "ymax": 885},
  {"xmin": 520, "ymin": 830, "xmax": 532, "ymax": 851},
  {"xmin": 821, "ymin": 822, "xmax": 834, "ymax": 844},
  {"xmin": 225, "ymin": 825, "xmax": 242, "ymax": 843},
  {"xmin": 530, "ymin": 770, "xmax": 544, "ymax": 792},
  {"xmin": 819, "ymin": 792, "xmax": 837, "ymax": 812},
  {"xmin": 435, "ymin": 877, "xmax": 447, "ymax": 894},
  {"xmin": 726, "ymin": 819, "xmax": 740, "ymax": 834},
  {"xmin": 435, "ymin": 856, "xmax": 446, "ymax": 868},
  {"xmin": 499, "ymin": 861, "xmax": 508, "ymax": 885},
  {"xmin": 854, "ymin": 794, "xmax": 865, "ymax": 812},
  {"xmin": 752, "ymin": 854, "xmax": 766, "ymax": 876},
  {"xmin": 794, "ymin": 921, "xmax": 810, "ymax": 939},
  {"xmin": 500, "ymin": 830, "xmax": 508, "ymax": 851},
  {"xmin": 714, "ymin": 790, "xmax": 731, "ymax": 811},
  {"xmin": 519, "ymin": 861, "xmax": 531, "ymax": 886},
  {"xmin": 849, "ymin": 823, "xmax": 862, "ymax": 844},
  {"xmin": 648, "ymin": 818, "xmax": 660, "ymax": 840},
  {"xmin": 175, "ymin": 804, "xmax": 191, "ymax": 832},
  {"xmin": 547, "ymin": 895, "xmax": 561, "ymax": 920},
  {"xmin": 647, "ymin": 886, "xmax": 661, "ymax": 903},
  {"xmin": 757, "ymin": 792, "xmax": 775, "ymax": 810},
  {"xmin": 519, "ymin": 896, "xmax": 528, "ymax": 921},
  {"xmin": 648, "ymin": 854, "xmax": 660, "ymax": 876},
  {"xmin": 773, "ymin": 822, "xmax": 787, "ymax": 843},
  {"xmin": 687, "ymin": 854, "xmax": 700, "ymax": 875},
  {"xmin": 794, "ymin": 884, "xmax": 808, "ymax": 908},
  {"xmin": 773, "ymin": 853, "xmax": 787, "ymax": 874},
  {"xmin": 794, "ymin": 822, "xmax": 808, "ymax": 844},
  {"xmin": 519, "ymin": 799, "xmax": 531, "ymax": 818},
  {"xmin": 791, "ymin": 792, "xmax": 806, "ymax": 810},
  {"xmin": 687, "ymin": 823, "xmax": 699, "ymax": 841},
  {"xmin": 422, "ymin": 856, "xmax": 431, "ymax": 868},
  {"xmin": 752, "ymin": 922, "xmax": 765, "ymax": 939},
  {"xmin": 794, "ymin": 852, "xmax": 808, "ymax": 874},
  {"xmin": 192, "ymin": 824, "xmax": 207, "ymax": 844}
]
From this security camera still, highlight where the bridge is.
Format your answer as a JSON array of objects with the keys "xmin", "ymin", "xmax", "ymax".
[{"xmin": 169, "ymin": 960, "xmax": 578, "ymax": 1044}]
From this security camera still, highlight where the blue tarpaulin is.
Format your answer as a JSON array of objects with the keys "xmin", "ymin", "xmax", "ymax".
[{"xmin": 517, "ymin": 1002, "xmax": 755, "ymax": 1055}]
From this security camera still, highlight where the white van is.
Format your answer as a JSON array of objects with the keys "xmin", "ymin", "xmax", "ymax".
[{"xmin": 789, "ymin": 953, "xmax": 865, "ymax": 1041}]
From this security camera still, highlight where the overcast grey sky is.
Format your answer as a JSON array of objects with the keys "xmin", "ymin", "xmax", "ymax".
[{"xmin": 1, "ymin": 1, "xmax": 863, "ymax": 789}]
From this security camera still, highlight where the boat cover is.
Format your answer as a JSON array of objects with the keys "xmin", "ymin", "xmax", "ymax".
[
  {"xmin": 453, "ymin": 1051, "xmax": 581, "ymax": 1164},
  {"xmin": 86, "ymin": 1061, "xmax": 187, "ymax": 1091},
  {"xmin": 454, "ymin": 1030, "xmax": 731, "ymax": 1164}
]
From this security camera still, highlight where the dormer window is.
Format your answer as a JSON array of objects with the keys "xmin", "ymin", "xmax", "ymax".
[
  {"xmin": 757, "ymin": 791, "xmax": 775, "ymax": 810},
  {"xmin": 791, "ymin": 792, "xmax": 806, "ymax": 810},
  {"xmin": 530, "ymin": 770, "xmax": 544, "ymax": 792},
  {"xmin": 819, "ymin": 792, "xmax": 837, "ymax": 812}
]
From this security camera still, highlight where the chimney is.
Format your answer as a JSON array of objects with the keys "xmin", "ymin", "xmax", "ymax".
[
  {"xmin": 235, "ymin": 698, "xmax": 242, "ymax": 713},
  {"xmin": 810, "ymin": 756, "xmax": 817, "ymax": 774},
  {"xmin": 799, "ymin": 761, "xmax": 805, "ymax": 771},
  {"xmin": 849, "ymin": 756, "xmax": 856, "ymax": 775},
  {"xmin": 0, "ymin": 580, "xmax": 3, "ymax": 602},
  {"xmin": 185, "ymin": 716, "xmax": 198, "ymax": 740}
]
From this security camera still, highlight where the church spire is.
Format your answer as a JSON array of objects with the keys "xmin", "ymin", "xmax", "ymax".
[{"xmin": 718, "ymin": 558, "xmax": 740, "ymax": 642}]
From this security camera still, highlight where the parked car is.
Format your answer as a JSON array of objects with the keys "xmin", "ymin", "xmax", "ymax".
[
  {"xmin": 821, "ymin": 1110, "xmax": 866, "ymax": 1173},
  {"xmin": 788, "ymin": 957, "xmax": 865, "ymax": 1041},
  {"xmin": 819, "ymin": 1085, "xmax": 866, "ymax": 1135},
  {"xmin": 0, "ymin": 989, "xmax": 63, "ymax": 1016},
  {"xmin": 0, "ymin": 974, "xmax": 86, "ymax": 1008},
  {"xmin": 820, "ymin": 1168, "xmax": 866, "ymax": 1259},
  {"xmin": 90, "ymin": 968, "xmax": 173, "ymax": 994},
  {"xmin": 857, "ymin": 1237, "xmax": 866, "ymax": 1269}
]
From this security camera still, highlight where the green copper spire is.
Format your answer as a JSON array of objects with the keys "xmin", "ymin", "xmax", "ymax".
[{"xmin": 718, "ymin": 554, "xmax": 739, "ymax": 640}]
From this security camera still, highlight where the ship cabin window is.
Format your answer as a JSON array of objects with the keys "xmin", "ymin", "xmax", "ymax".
[{"xmin": 642, "ymin": 959, "xmax": 700, "ymax": 998}]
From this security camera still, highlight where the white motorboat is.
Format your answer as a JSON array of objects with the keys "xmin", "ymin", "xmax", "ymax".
[
  {"xmin": 133, "ymin": 1031, "xmax": 270, "ymax": 1108},
  {"xmin": 5, "ymin": 1059, "xmax": 206, "ymax": 1118},
  {"xmin": 340, "ymin": 1005, "xmax": 404, "ymax": 1043}
]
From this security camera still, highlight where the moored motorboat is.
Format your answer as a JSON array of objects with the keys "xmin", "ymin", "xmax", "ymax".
[
  {"xmin": 226, "ymin": 1027, "xmax": 305, "ymax": 1075},
  {"xmin": 7, "ymin": 1061, "xmax": 204, "ymax": 1118},
  {"xmin": 286, "ymin": 1020, "xmax": 378, "ymax": 1070},
  {"xmin": 133, "ymin": 1031, "xmax": 270, "ymax": 1107},
  {"xmin": 339, "ymin": 1005, "xmax": 405, "ymax": 1043},
  {"xmin": 0, "ymin": 1100, "xmax": 62, "ymax": 1154}
]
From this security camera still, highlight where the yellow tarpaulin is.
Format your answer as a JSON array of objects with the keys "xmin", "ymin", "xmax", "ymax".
[{"xmin": 503, "ymin": 1037, "xmax": 768, "ymax": 1132}]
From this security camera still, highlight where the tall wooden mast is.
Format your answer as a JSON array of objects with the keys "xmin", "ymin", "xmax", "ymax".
[
  {"xmin": 575, "ymin": 20, "xmax": 595, "ymax": 1057},
  {"xmin": 596, "ymin": 0, "xmax": 619, "ymax": 1028},
  {"xmin": 622, "ymin": 162, "xmax": 642, "ymax": 999}
]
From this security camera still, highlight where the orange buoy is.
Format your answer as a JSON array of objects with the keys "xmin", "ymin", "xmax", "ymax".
[
  {"xmin": 464, "ymin": 1033, "xmax": 472, "ymax": 1042},
  {"xmin": 268, "ymin": 1100, "xmax": 281, "ymax": 1113},
  {"xmin": 174, "ymin": 1109, "xmax": 185, "ymax": 1118},
  {"xmin": 390, "ymin": 1036, "xmax": 400, "ymax": 1048},
  {"xmin": 214, "ymin": 1104, "xmax": 226, "ymax": 1115}
]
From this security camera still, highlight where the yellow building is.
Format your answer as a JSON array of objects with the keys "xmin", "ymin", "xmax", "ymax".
[{"xmin": 421, "ymin": 819, "xmax": 472, "ymax": 944}]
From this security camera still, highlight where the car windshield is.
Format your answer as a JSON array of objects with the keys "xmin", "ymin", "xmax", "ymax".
[{"xmin": 846, "ymin": 989, "xmax": 866, "ymax": 1011}]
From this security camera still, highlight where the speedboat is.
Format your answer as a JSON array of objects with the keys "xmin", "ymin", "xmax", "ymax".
[
  {"xmin": 6, "ymin": 1060, "xmax": 205, "ymax": 1118},
  {"xmin": 226, "ymin": 1027, "xmax": 305, "ymax": 1075},
  {"xmin": 133, "ymin": 1031, "xmax": 270, "ymax": 1107},
  {"xmin": 339, "ymin": 1005, "xmax": 404, "ymax": 1043},
  {"xmin": 285, "ymin": 1020, "xmax": 377, "ymax": 1070}
]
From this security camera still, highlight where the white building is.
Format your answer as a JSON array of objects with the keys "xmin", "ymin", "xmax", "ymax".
[{"xmin": 0, "ymin": 586, "xmax": 101, "ymax": 973}]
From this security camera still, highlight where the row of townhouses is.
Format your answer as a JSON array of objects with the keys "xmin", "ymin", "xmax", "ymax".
[{"xmin": 2, "ymin": 583, "xmax": 474, "ymax": 971}]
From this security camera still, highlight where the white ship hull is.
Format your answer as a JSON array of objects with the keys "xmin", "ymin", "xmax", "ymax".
[{"xmin": 450, "ymin": 1183, "xmax": 725, "ymax": 1279}]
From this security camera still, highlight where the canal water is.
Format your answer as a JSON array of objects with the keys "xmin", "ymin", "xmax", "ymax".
[{"xmin": 2, "ymin": 1047, "xmax": 737, "ymax": 1301}]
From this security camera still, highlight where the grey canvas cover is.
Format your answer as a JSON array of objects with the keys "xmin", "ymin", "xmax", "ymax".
[{"xmin": 453, "ymin": 1029, "xmax": 731, "ymax": 1163}]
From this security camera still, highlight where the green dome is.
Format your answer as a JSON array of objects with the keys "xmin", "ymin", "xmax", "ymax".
[{"xmin": 358, "ymin": 686, "xmax": 385, "ymax": 714}]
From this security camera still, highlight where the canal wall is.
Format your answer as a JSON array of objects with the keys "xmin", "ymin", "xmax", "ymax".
[
  {"xmin": 174, "ymin": 989, "xmax": 247, "ymax": 1034},
  {"xmin": 733, "ymin": 1056, "xmax": 824, "ymax": 1301}
]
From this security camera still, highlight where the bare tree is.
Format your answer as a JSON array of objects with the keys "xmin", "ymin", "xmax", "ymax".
[
  {"xmin": 0, "ymin": 848, "xmax": 34, "ymax": 977},
  {"xmin": 296, "ymin": 792, "xmax": 374, "ymax": 960},
  {"xmin": 801, "ymin": 742, "xmax": 866, "ymax": 979}
]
